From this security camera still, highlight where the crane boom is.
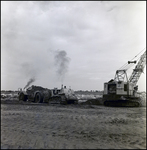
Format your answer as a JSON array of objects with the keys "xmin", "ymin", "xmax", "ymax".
[{"xmin": 129, "ymin": 50, "xmax": 146, "ymax": 85}]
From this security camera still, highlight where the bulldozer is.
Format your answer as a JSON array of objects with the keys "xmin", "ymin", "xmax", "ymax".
[
  {"xmin": 18, "ymin": 84, "xmax": 78, "ymax": 104},
  {"xmin": 103, "ymin": 50, "xmax": 146, "ymax": 107}
]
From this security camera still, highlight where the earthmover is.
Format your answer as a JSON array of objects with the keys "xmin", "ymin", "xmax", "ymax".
[
  {"xmin": 18, "ymin": 85, "xmax": 78, "ymax": 104},
  {"xmin": 103, "ymin": 50, "xmax": 146, "ymax": 107}
]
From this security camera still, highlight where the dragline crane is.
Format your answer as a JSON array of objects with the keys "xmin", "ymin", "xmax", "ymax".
[{"xmin": 103, "ymin": 49, "xmax": 146, "ymax": 107}]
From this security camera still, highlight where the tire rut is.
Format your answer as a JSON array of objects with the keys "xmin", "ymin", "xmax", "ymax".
[{"xmin": 1, "ymin": 103, "xmax": 146, "ymax": 149}]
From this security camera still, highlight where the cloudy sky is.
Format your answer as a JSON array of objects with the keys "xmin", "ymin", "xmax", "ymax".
[{"xmin": 1, "ymin": 1, "xmax": 146, "ymax": 91}]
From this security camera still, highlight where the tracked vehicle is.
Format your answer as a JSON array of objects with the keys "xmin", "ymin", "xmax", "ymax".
[
  {"xmin": 18, "ymin": 85, "xmax": 78, "ymax": 104},
  {"xmin": 103, "ymin": 50, "xmax": 146, "ymax": 107}
]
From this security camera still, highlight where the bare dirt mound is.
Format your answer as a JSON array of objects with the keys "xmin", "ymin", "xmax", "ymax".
[{"xmin": 80, "ymin": 98, "xmax": 104, "ymax": 105}]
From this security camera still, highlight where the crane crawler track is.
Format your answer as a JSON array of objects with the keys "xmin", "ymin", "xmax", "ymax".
[{"xmin": 104, "ymin": 100, "xmax": 140, "ymax": 107}]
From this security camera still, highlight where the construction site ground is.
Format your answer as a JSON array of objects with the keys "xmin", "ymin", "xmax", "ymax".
[{"xmin": 1, "ymin": 98, "xmax": 146, "ymax": 149}]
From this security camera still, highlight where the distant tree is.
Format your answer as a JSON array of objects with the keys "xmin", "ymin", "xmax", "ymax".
[{"xmin": 8, "ymin": 90, "xmax": 13, "ymax": 92}]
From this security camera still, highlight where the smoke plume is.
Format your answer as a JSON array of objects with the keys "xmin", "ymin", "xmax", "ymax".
[
  {"xmin": 24, "ymin": 77, "xmax": 35, "ymax": 89},
  {"xmin": 54, "ymin": 50, "xmax": 70, "ymax": 82}
]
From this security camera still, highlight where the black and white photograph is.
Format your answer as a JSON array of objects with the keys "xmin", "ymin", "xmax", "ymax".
[{"xmin": 1, "ymin": 1, "xmax": 146, "ymax": 149}]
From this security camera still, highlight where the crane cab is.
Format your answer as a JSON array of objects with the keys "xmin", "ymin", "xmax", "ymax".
[
  {"xmin": 103, "ymin": 80, "xmax": 140, "ymax": 106},
  {"xmin": 103, "ymin": 80, "xmax": 137, "ymax": 98},
  {"xmin": 103, "ymin": 69, "xmax": 140, "ymax": 106}
]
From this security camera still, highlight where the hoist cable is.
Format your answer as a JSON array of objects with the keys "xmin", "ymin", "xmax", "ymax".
[
  {"xmin": 125, "ymin": 56, "xmax": 140, "ymax": 70},
  {"xmin": 118, "ymin": 48, "xmax": 146, "ymax": 70}
]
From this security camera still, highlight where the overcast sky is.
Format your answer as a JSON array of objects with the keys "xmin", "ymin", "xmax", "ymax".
[{"xmin": 1, "ymin": 1, "xmax": 146, "ymax": 91}]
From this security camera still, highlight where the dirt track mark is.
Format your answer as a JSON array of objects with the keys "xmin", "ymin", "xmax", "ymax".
[{"xmin": 1, "ymin": 104, "xmax": 146, "ymax": 149}]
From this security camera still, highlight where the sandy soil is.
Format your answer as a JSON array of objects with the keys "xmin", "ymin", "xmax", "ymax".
[{"xmin": 1, "ymin": 99, "xmax": 146, "ymax": 149}]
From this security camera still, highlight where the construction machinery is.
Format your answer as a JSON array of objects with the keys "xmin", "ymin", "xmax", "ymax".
[
  {"xmin": 18, "ymin": 85, "xmax": 78, "ymax": 104},
  {"xmin": 103, "ymin": 50, "xmax": 146, "ymax": 107}
]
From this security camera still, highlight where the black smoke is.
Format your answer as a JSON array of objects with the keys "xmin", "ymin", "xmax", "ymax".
[
  {"xmin": 24, "ymin": 77, "xmax": 35, "ymax": 89},
  {"xmin": 54, "ymin": 50, "xmax": 70, "ymax": 83}
]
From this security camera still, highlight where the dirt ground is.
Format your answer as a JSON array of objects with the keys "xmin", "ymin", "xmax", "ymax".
[{"xmin": 1, "ymin": 99, "xmax": 146, "ymax": 149}]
